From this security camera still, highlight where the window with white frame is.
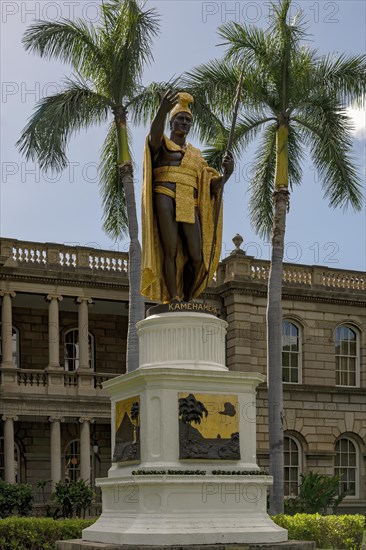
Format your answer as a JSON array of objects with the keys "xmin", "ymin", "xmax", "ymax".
[
  {"xmin": 282, "ymin": 321, "xmax": 301, "ymax": 383},
  {"xmin": 0, "ymin": 325, "xmax": 19, "ymax": 367},
  {"xmin": 64, "ymin": 439, "xmax": 94, "ymax": 483},
  {"xmin": 65, "ymin": 439, "xmax": 81, "ymax": 482},
  {"xmin": 335, "ymin": 325, "xmax": 358, "ymax": 386},
  {"xmin": 64, "ymin": 329, "xmax": 95, "ymax": 371},
  {"xmin": 284, "ymin": 435, "xmax": 301, "ymax": 497},
  {"xmin": 335, "ymin": 437, "xmax": 358, "ymax": 497}
]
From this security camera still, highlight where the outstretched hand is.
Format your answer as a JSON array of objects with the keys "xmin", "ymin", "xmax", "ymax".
[{"xmin": 159, "ymin": 90, "xmax": 179, "ymax": 115}]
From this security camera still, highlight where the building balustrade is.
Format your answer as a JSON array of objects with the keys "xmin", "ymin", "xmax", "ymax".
[
  {"xmin": 249, "ymin": 260, "xmax": 365, "ymax": 290},
  {"xmin": 216, "ymin": 249, "xmax": 365, "ymax": 292},
  {"xmin": 0, "ymin": 238, "xmax": 129, "ymax": 276},
  {"xmin": 1, "ymin": 237, "xmax": 364, "ymax": 291},
  {"xmin": 0, "ymin": 367, "xmax": 118, "ymax": 395}
]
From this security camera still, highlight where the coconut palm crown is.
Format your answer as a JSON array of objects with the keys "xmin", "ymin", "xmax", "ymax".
[
  {"xmin": 184, "ymin": 0, "xmax": 365, "ymax": 515},
  {"xmin": 17, "ymin": 0, "xmax": 165, "ymax": 372}
]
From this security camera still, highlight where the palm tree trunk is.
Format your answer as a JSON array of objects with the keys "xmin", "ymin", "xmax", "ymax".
[
  {"xmin": 115, "ymin": 111, "xmax": 145, "ymax": 372},
  {"xmin": 268, "ymin": 124, "xmax": 289, "ymax": 515}
]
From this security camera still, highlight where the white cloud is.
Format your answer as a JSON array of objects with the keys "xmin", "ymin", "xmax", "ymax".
[{"xmin": 346, "ymin": 105, "xmax": 366, "ymax": 140}]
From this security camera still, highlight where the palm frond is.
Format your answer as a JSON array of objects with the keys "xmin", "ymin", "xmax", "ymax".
[
  {"xmin": 128, "ymin": 79, "xmax": 179, "ymax": 126},
  {"xmin": 22, "ymin": 19, "xmax": 105, "ymax": 83},
  {"xmin": 270, "ymin": 0, "xmax": 308, "ymax": 49},
  {"xmin": 234, "ymin": 113, "xmax": 276, "ymax": 151},
  {"xmin": 184, "ymin": 59, "xmax": 240, "ymax": 119},
  {"xmin": 294, "ymin": 110, "xmax": 364, "ymax": 211},
  {"xmin": 100, "ymin": 122, "xmax": 128, "ymax": 239},
  {"xmin": 16, "ymin": 79, "xmax": 110, "ymax": 171},
  {"xmin": 106, "ymin": 0, "xmax": 160, "ymax": 103},
  {"xmin": 218, "ymin": 21, "xmax": 268, "ymax": 64},
  {"xmin": 248, "ymin": 123, "xmax": 277, "ymax": 238},
  {"xmin": 185, "ymin": 59, "xmax": 279, "ymax": 122},
  {"xmin": 315, "ymin": 53, "xmax": 366, "ymax": 107},
  {"xmin": 202, "ymin": 130, "xmax": 230, "ymax": 172},
  {"xmin": 189, "ymin": 91, "xmax": 228, "ymax": 145},
  {"xmin": 286, "ymin": 45, "xmax": 319, "ymax": 109},
  {"xmin": 201, "ymin": 111, "xmax": 272, "ymax": 171},
  {"xmin": 287, "ymin": 123, "xmax": 304, "ymax": 187}
]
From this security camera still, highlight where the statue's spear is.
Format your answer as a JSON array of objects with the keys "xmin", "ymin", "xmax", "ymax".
[{"xmin": 202, "ymin": 67, "xmax": 245, "ymax": 304}]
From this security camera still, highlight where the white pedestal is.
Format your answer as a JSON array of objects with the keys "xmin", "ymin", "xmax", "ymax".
[{"xmin": 82, "ymin": 313, "xmax": 287, "ymax": 546}]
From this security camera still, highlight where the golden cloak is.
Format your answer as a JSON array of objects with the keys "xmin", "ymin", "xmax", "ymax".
[{"xmin": 141, "ymin": 135, "xmax": 223, "ymax": 303}]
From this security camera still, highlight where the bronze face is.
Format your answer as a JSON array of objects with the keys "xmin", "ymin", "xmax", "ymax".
[{"xmin": 170, "ymin": 112, "xmax": 193, "ymax": 138}]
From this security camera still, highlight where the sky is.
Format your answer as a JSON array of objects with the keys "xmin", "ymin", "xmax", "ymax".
[{"xmin": 1, "ymin": 0, "xmax": 365, "ymax": 272}]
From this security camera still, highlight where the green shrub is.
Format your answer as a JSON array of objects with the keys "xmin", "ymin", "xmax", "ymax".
[
  {"xmin": 0, "ymin": 517, "xmax": 95, "ymax": 550},
  {"xmin": 284, "ymin": 471, "xmax": 346, "ymax": 515},
  {"xmin": 0, "ymin": 481, "xmax": 33, "ymax": 518},
  {"xmin": 53, "ymin": 480, "xmax": 95, "ymax": 519},
  {"xmin": 273, "ymin": 513, "xmax": 364, "ymax": 549}
]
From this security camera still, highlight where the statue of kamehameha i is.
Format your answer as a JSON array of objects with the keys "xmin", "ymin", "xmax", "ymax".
[{"xmin": 141, "ymin": 91, "xmax": 234, "ymax": 304}]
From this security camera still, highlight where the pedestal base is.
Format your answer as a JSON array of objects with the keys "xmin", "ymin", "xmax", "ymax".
[
  {"xmin": 82, "ymin": 474, "xmax": 284, "ymax": 546},
  {"xmin": 78, "ymin": 313, "xmax": 288, "ymax": 547},
  {"xmin": 57, "ymin": 541, "xmax": 315, "ymax": 550}
]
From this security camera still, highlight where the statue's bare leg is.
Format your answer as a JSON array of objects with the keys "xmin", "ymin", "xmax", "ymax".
[
  {"xmin": 154, "ymin": 193, "xmax": 178, "ymax": 300},
  {"xmin": 181, "ymin": 209, "xmax": 202, "ymax": 301}
]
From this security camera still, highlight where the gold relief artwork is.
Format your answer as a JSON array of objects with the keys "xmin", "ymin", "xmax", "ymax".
[
  {"xmin": 178, "ymin": 393, "xmax": 240, "ymax": 460},
  {"xmin": 113, "ymin": 396, "xmax": 140, "ymax": 463}
]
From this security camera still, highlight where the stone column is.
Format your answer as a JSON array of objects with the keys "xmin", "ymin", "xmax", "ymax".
[
  {"xmin": 76, "ymin": 298, "xmax": 93, "ymax": 370},
  {"xmin": 46, "ymin": 295, "xmax": 63, "ymax": 368},
  {"xmin": 79, "ymin": 417, "xmax": 94, "ymax": 483},
  {"xmin": 0, "ymin": 291, "xmax": 16, "ymax": 367},
  {"xmin": 2, "ymin": 415, "xmax": 18, "ymax": 483},
  {"xmin": 49, "ymin": 416, "xmax": 64, "ymax": 489}
]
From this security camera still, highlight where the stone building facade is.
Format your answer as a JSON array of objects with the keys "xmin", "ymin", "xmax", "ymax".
[{"xmin": 0, "ymin": 237, "xmax": 365, "ymax": 513}]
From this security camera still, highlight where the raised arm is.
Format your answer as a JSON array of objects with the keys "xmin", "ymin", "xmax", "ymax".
[{"xmin": 149, "ymin": 90, "xmax": 179, "ymax": 154}]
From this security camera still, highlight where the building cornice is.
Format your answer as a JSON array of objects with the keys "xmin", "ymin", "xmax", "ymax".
[
  {"xmin": 258, "ymin": 383, "xmax": 366, "ymax": 397},
  {"xmin": 0, "ymin": 269, "xmax": 129, "ymax": 291},
  {"xmin": 216, "ymin": 281, "xmax": 366, "ymax": 307}
]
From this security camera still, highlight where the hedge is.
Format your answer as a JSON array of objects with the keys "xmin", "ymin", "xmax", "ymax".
[
  {"xmin": 0, "ymin": 515, "xmax": 364, "ymax": 549},
  {"xmin": 0, "ymin": 517, "xmax": 94, "ymax": 550},
  {"xmin": 273, "ymin": 513, "xmax": 365, "ymax": 550}
]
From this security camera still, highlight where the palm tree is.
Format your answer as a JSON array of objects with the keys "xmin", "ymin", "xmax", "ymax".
[
  {"xmin": 179, "ymin": 394, "xmax": 208, "ymax": 425},
  {"xmin": 185, "ymin": 0, "xmax": 365, "ymax": 514},
  {"xmin": 17, "ymin": 0, "xmax": 163, "ymax": 372}
]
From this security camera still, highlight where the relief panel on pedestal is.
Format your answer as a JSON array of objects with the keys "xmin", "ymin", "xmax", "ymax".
[
  {"xmin": 113, "ymin": 396, "xmax": 140, "ymax": 463},
  {"xmin": 178, "ymin": 393, "xmax": 240, "ymax": 460}
]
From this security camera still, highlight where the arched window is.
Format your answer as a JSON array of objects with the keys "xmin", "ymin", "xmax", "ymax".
[
  {"xmin": 65, "ymin": 440, "xmax": 81, "ymax": 482},
  {"xmin": 335, "ymin": 325, "xmax": 359, "ymax": 386},
  {"xmin": 335, "ymin": 437, "xmax": 359, "ymax": 497},
  {"xmin": 0, "ymin": 325, "xmax": 19, "ymax": 367},
  {"xmin": 284, "ymin": 435, "xmax": 301, "ymax": 496},
  {"xmin": 282, "ymin": 321, "xmax": 301, "ymax": 383},
  {"xmin": 64, "ymin": 329, "xmax": 95, "ymax": 371},
  {"xmin": 64, "ymin": 439, "xmax": 95, "ymax": 484}
]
